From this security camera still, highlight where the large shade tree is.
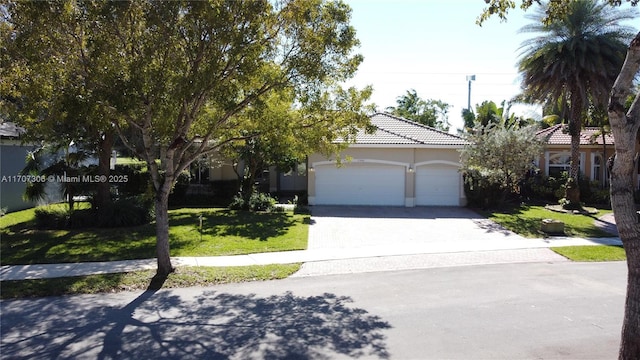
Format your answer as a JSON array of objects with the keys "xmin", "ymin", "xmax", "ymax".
[
  {"xmin": 480, "ymin": 0, "xmax": 640, "ymax": 357},
  {"xmin": 516, "ymin": 0, "xmax": 633, "ymax": 208},
  {"xmin": 0, "ymin": 3, "xmax": 116, "ymax": 213},
  {"xmin": 1, "ymin": 0, "xmax": 372, "ymax": 278}
]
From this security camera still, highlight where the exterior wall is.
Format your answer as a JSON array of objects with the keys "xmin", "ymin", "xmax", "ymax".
[
  {"xmin": 208, "ymin": 162, "xmax": 238, "ymax": 181},
  {"xmin": 0, "ymin": 140, "xmax": 37, "ymax": 212},
  {"xmin": 308, "ymin": 147, "xmax": 465, "ymax": 207},
  {"xmin": 536, "ymin": 145, "xmax": 616, "ymax": 182}
]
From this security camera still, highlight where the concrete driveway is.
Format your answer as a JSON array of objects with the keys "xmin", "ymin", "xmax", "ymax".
[{"xmin": 308, "ymin": 206, "xmax": 548, "ymax": 254}]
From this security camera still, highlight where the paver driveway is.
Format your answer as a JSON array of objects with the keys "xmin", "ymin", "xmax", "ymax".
[{"xmin": 307, "ymin": 206, "xmax": 545, "ymax": 254}]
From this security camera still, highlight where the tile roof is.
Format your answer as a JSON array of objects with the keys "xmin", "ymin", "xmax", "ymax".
[
  {"xmin": 345, "ymin": 112, "xmax": 467, "ymax": 146},
  {"xmin": 536, "ymin": 124, "xmax": 614, "ymax": 146},
  {"xmin": 0, "ymin": 122, "xmax": 25, "ymax": 138}
]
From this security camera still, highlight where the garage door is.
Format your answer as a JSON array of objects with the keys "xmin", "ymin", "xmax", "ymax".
[
  {"xmin": 415, "ymin": 164, "xmax": 460, "ymax": 206},
  {"xmin": 314, "ymin": 164, "xmax": 405, "ymax": 206}
]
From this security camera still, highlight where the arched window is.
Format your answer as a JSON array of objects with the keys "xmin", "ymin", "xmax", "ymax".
[{"xmin": 548, "ymin": 152, "xmax": 572, "ymax": 178}]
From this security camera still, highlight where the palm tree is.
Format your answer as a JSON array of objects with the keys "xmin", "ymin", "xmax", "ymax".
[{"xmin": 517, "ymin": 0, "xmax": 634, "ymax": 208}]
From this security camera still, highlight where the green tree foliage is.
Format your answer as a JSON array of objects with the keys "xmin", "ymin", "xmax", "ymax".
[
  {"xmin": 461, "ymin": 123, "xmax": 544, "ymax": 206},
  {"xmin": 1, "ymin": 0, "xmax": 372, "ymax": 277},
  {"xmin": 386, "ymin": 89, "xmax": 451, "ymax": 131},
  {"xmin": 479, "ymin": 1, "xmax": 640, "ymax": 357},
  {"xmin": 517, "ymin": 0, "xmax": 633, "ymax": 206},
  {"xmin": 0, "ymin": 1, "xmax": 117, "ymax": 211},
  {"xmin": 461, "ymin": 100, "xmax": 534, "ymax": 134}
]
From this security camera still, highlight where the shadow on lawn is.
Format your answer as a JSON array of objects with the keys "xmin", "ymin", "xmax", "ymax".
[
  {"xmin": 171, "ymin": 210, "xmax": 300, "ymax": 241},
  {"xmin": 0, "ymin": 221, "xmax": 156, "ymax": 265},
  {"xmin": 1, "ymin": 287, "xmax": 392, "ymax": 359}
]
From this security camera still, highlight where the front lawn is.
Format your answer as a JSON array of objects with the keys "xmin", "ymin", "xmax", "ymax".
[
  {"xmin": 0, "ymin": 207, "xmax": 309, "ymax": 265},
  {"xmin": 552, "ymin": 245, "xmax": 626, "ymax": 262},
  {"xmin": 481, "ymin": 205, "xmax": 613, "ymax": 238}
]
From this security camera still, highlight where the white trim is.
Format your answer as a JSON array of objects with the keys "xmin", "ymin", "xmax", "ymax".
[
  {"xmin": 312, "ymin": 158, "xmax": 410, "ymax": 170},
  {"xmin": 414, "ymin": 160, "xmax": 462, "ymax": 168}
]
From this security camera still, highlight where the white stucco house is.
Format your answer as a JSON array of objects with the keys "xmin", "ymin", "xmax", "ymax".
[{"xmin": 307, "ymin": 112, "xmax": 468, "ymax": 207}]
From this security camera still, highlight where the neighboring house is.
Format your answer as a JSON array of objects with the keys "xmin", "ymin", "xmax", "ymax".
[
  {"xmin": 308, "ymin": 112, "xmax": 468, "ymax": 207},
  {"xmin": 535, "ymin": 124, "xmax": 618, "ymax": 186},
  {"xmin": 0, "ymin": 122, "xmax": 37, "ymax": 212}
]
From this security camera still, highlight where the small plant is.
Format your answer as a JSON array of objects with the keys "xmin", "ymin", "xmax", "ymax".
[
  {"xmin": 0, "ymin": 207, "xmax": 7, "ymax": 217},
  {"xmin": 228, "ymin": 193, "xmax": 246, "ymax": 210}
]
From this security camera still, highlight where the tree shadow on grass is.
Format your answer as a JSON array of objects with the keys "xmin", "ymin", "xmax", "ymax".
[
  {"xmin": 172, "ymin": 210, "xmax": 300, "ymax": 241},
  {"xmin": 0, "ymin": 222, "xmax": 156, "ymax": 265},
  {"xmin": 1, "ymin": 286, "xmax": 391, "ymax": 359}
]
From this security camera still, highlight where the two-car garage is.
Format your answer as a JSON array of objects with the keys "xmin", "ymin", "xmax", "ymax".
[
  {"xmin": 311, "ymin": 161, "xmax": 463, "ymax": 207},
  {"xmin": 307, "ymin": 112, "xmax": 468, "ymax": 207}
]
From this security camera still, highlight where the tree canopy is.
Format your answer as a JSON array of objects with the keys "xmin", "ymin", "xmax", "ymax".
[
  {"xmin": 1, "ymin": 0, "xmax": 372, "ymax": 277},
  {"xmin": 385, "ymin": 89, "xmax": 450, "ymax": 131}
]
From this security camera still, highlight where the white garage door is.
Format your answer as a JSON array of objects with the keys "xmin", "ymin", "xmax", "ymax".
[
  {"xmin": 415, "ymin": 164, "xmax": 460, "ymax": 206},
  {"xmin": 314, "ymin": 164, "xmax": 405, "ymax": 206}
]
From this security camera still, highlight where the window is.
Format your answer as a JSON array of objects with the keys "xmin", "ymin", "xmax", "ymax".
[
  {"xmin": 547, "ymin": 152, "xmax": 583, "ymax": 178},
  {"xmin": 548, "ymin": 153, "xmax": 571, "ymax": 178},
  {"xmin": 590, "ymin": 152, "xmax": 611, "ymax": 186}
]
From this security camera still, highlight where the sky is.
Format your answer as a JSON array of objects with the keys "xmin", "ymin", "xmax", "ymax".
[{"xmin": 342, "ymin": 0, "xmax": 637, "ymax": 133}]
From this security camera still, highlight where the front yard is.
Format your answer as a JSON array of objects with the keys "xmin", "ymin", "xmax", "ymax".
[
  {"xmin": 481, "ymin": 205, "xmax": 614, "ymax": 238},
  {"xmin": 0, "ymin": 207, "xmax": 309, "ymax": 265}
]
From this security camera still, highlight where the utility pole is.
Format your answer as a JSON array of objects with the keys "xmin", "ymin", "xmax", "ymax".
[{"xmin": 466, "ymin": 75, "xmax": 476, "ymax": 111}]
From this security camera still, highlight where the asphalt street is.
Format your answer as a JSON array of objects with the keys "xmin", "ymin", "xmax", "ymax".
[{"xmin": 1, "ymin": 261, "xmax": 627, "ymax": 359}]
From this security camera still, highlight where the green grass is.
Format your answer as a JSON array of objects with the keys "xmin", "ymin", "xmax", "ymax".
[
  {"xmin": 552, "ymin": 245, "xmax": 627, "ymax": 262},
  {"xmin": 482, "ymin": 205, "xmax": 613, "ymax": 238},
  {"xmin": 0, "ymin": 264, "xmax": 301, "ymax": 299},
  {"xmin": 1, "ymin": 207, "xmax": 309, "ymax": 265},
  {"xmin": 115, "ymin": 157, "xmax": 146, "ymax": 166}
]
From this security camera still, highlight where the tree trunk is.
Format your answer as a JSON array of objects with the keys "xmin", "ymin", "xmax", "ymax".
[
  {"xmin": 566, "ymin": 93, "xmax": 582, "ymax": 206},
  {"xmin": 608, "ymin": 31, "xmax": 640, "ymax": 360},
  {"xmin": 155, "ymin": 188, "xmax": 174, "ymax": 278},
  {"xmin": 95, "ymin": 131, "xmax": 114, "ymax": 211}
]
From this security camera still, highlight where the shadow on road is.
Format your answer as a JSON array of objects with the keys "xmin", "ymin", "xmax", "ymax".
[{"xmin": 1, "ymin": 288, "xmax": 392, "ymax": 359}]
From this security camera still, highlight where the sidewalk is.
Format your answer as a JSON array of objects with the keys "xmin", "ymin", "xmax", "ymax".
[{"xmin": 0, "ymin": 235, "xmax": 622, "ymax": 281}]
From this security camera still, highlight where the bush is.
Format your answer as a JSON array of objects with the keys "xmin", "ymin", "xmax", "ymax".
[
  {"xmin": 522, "ymin": 171, "xmax": 609, "ymax": 206},
  {"xmin": 229, "ymin": 191, "xmax": 277, "ymax": 212},
  {"xmin": 462, "ymin": 169, "xmax": 506, "ymax": 208},
  {"xmin": 34, "ymin": 205, "xmax": 71, "ymax": 229},
  {"xmin": 249, "ymin": 192, "xmax": 277, "ymax": 211},
  {"xmin": 112, "ymin": 165, "xmax": 151, "ymax": 197},
  {"xmin": 94, "ymin": 197, "xmax": 153, "ymax": 227},
  {"xmin": 33, "ymin": 197, "xmax": 153, "ymax": 229}
]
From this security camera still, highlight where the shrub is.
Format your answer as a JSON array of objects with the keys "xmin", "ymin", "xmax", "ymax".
[
  {"xmin": 228, "ymin": 193, "xmax": 246, "ymax": 210},
  {"xmin": 462, "ymin": 169, "xmax": 505, "ymax": 208},
  {"xmin": 249, "ymin": 192, "xmax": 276, "ymax": 211},
  {"xmin": 229, "ymin": 191, "xmax": 277, "ymax": 212},
  {"xmin": 94, "ymin": 197, "xmax": 153, "ymax": 227},
  {"xmin": 112, "ymin": 165, "xmax": 151, "ymax": 197},
  {"xmin": 33, "ymin": 197, "xmax": 153, "ymax": 229},
  {"xmin": 34, "ymin": 205, "xmax": 71, "ymax": 229}
]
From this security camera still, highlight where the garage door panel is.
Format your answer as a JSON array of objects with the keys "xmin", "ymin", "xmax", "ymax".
[
  {"xmin": 415, "ymin": 165, "xmax": 460, "ymax": 206},
  {"xmin": 315, "ymin": 165, "xmax": 405, "ymax": 206}
]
